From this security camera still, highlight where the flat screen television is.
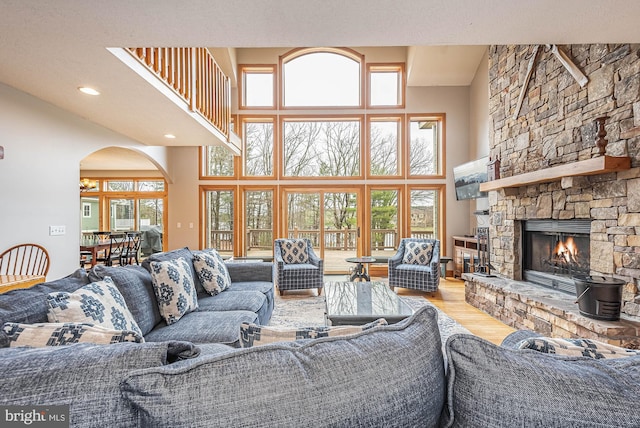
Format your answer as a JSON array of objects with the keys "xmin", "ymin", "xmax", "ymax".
[{"xmin": 453, "ymin": 157, "xmax": 489, "ymax": 200}]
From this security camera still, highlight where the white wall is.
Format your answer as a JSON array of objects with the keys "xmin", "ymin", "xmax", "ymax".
[
  {"xmin": 468, "ymin": 48, "xmax": 491, "ymax": 229},
  {"xmin": 0, "ymin": 83, "xmax": 169, "ymax": 279}
]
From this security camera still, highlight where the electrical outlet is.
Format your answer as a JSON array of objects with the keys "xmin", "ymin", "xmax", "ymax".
[{"xmin": 49, "ymin": 225, "xmax": 66, "ymax": 236}]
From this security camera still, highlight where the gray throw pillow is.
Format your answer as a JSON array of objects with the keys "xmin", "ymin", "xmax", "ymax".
[
  {"xmin": 443, "ymin": 334, "xmax": 640, "ymax": 427},
  {"xmin": 122, "ymin": 306, "xmax": 446, "ymax": 428}
]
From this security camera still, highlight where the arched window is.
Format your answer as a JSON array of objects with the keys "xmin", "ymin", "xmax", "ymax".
[{"xmin": 281, "ymin": 48, "xmax": 362, "ymax": 107}]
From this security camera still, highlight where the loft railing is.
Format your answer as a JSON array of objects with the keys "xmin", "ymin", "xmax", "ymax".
[{"xmin": 126, "ymin": 47, "xmax": 231, "ymax": 139}]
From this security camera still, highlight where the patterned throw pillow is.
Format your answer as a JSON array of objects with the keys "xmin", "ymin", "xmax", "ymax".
[
  {"xmin": 47, "ymin": 277, "xmax": 142, "ymax": 337},
  {"xmin": 279, "ymin": 239, "xmax": 309, "ymax": 264},
  {"xmin": 403, "ymin": 242, "xmax": 433, "ymax": 265},
  {"xmin": 239, "ymin": 319, "xmax": 388, "ymax": 348},
  {"xmin": 517, "ymin": 337, "xmax": 640, "ymax": 359},
  {"xmin": 2, "ymin": 322, "xmax": 143, "ymax": 347},
  {"xmin": 149, "ymin": 257, "xmax": 199, "ymax": 325},
  {"xmin": 193, "ymin": 249, "xmax": 232, "ymax": 295}
]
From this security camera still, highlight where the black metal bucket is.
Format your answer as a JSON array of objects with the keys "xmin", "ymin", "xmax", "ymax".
[{"xmin": 573, "ymin": 275, "xmax": 625, "ymax": 321}]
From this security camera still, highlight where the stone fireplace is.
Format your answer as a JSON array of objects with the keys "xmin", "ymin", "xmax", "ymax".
[{"xmin": 464, "ymin": 44, "xmax": 640, "ymax": 347}]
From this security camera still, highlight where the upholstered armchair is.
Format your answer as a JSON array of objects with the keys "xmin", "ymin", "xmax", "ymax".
[
  {"xmin": 388, "ymin": 238, "xmax": 440, "ymax": 293},
  {"xmin": 273, "ymin": 238, "xmax": 324, "ymax": 296}
]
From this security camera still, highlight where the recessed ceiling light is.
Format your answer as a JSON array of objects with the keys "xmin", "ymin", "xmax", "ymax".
[
  {"xmin": 78, "ymin": 87, "xmax": 100, "ymax": 96},
  {"xmin": 164, "ymin": 134, "xmax": 176, "ymax": 139}
]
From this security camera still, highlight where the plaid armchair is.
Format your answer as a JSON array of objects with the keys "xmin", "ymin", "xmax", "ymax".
[
  {"xmin": 388, "ymin": 238, "xmax": 440, "ymax": 293},
  {"xmin": 273, "ymin": 238, "xmax": 324, "ymax": 296}
]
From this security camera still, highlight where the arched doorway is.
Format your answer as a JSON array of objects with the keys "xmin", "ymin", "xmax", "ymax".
[{"xmin": 79, "ymin": 147, "xmax": 168, "ymax": 257}]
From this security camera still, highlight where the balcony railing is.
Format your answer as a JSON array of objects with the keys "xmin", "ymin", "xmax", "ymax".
[{"xmin": 126, "ymin": 47, "xmax": 231, "ymax": 139}]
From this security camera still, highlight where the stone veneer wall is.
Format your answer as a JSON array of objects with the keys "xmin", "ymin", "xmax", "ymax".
[{"xmin": 486, "ymin": 44, "xmax": 640, "ymax": 318}]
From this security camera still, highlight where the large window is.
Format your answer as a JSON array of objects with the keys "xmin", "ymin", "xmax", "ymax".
[
  {"xmin": 200, "ymin": 47, "xmax": 446, "ymax": 265},
  {"xmin": 282, "ymin": 49, "xmax": 362, "ymax": 107},
  {"xmin": 283, "ymin": 119, "xmax": 361, "ymax": 177}
]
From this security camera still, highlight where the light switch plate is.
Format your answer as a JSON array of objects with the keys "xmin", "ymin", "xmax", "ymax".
[{"xmin": 49, "ymin": 225, "xmax": 66, "ymax": 236}]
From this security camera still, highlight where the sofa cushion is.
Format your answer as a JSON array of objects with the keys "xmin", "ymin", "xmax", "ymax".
[
  {"xmin": 0, "ymin": 269, "xmax": 90, "ymax": 326},
  {"xmin": 122, "ymin": 306, "xmax": 445, "ymax": 427},
  {"xmin": 0, "ymin": 341, "xmax": 193, "ymax": 428},
  {"xmin": 192, "ymin": 249, "xmax": 231, "ymax": 295},
  {"xmin": 89, "ymin": 264, "xmax": 161, "ymax": 336},
  {"xmin": 443, "ymin": 334, "xmax": 640, "ymax": 427},
  {"xmin": 142, "ymin": 247, "xmax": 205, "ymax": 295},
  {"xmin": 280, "ymin": 239, "xmax": 309, "ymax": 264},
  {"xmin": 516, "ymin": 336, "xmax": 640, "ymax": 359},
  {"xmin": 229, "ymin": 281, "xmax": 275, "ymax": 324},
  {"xmin": 143, "ymin": 310, "xmax": 258, "ymax": 346},
  {"xmin": 197, "ymin": 290, "xmax": 266, "ymax": 314},
  {"xmin": 239, "ymin": 318, "xmax": 388, "ymax": 348},
  {"xmin": 2, "ymin": 322, "xmax": 143, "ymax": 347},
  {"xmin": 149, "ymin": 257, "xmax": 199, "ymax": 325},
  {"xmin": 403, "ymin": 241, "xmax": 433, "ymax": 265},
  {"xmin": 46, "ymin": 277, "xmax": 142, "ymax": 337}
]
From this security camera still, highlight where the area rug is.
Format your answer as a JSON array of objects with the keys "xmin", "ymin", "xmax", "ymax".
[{"xmin": 270, "ymin": 293, "xmax": 470, "ymax": 344}]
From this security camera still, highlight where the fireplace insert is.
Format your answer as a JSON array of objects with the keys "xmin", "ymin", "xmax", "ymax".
[{"xmin": 523, "ymin": 220, "xmax": 591, "ymax": 294}]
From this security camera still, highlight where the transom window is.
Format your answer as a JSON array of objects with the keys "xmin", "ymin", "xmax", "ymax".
[
  {"xmin": 282, "ymin": 49, "xmax": 362, "ymax": 107},
  {"xmin": 240, "ymin": 65, "xmax": 275, "ymax": 108}
]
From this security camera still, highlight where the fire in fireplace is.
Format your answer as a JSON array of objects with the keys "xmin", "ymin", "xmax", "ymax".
[{"xmin": 523, "ymin": 220, "xmax": 591, "ymax": 294}]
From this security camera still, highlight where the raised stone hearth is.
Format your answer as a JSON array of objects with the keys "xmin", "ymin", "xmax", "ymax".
[{"xmin": 465, "ymin": 273, "xmax": 640, "ymax": 348}]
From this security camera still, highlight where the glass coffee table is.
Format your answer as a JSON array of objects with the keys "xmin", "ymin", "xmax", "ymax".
[{"xmin": 324, "ymin": 281, "xmax": 414, "ymax": 326}]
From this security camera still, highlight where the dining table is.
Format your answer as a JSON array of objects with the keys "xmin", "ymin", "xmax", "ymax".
[
  {"xmin": 0, "ymin": 274, "xmax": 46, "ymax": 294},
  {"xmin": 80, "ymin": 240, "xmax": 112, "ymax": 268}
]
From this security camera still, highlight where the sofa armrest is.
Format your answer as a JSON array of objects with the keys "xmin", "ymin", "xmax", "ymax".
[
  {"xmin": 500, "ymin": 330, "xmax": 542, "ymax": 348},
  {"xmin": 226, "ymin": 262, "xmax": 274, "ymax": 283}
]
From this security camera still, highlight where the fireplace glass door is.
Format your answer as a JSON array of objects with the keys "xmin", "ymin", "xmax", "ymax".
[{"xmin": 523, "ymin": 220, "xmax": 590, "ymax": 293}]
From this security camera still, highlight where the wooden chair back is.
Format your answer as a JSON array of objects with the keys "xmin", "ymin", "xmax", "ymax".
[{"xmin": 0, "ymin": 243, "xmax": 50, "ymax": 276}]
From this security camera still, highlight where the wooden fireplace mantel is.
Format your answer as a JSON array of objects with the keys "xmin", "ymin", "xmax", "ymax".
[{"xmin": 479, "ymin": 155, "xmax": 631, "ymax": 192}]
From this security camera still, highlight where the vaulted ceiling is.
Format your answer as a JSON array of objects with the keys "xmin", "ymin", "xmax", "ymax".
[{"xmin": 1, "ymin": 0, "xmax": 639, "ymax": 156}]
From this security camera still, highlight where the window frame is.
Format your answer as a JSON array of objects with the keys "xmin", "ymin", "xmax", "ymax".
[
  {"xmin": 238, "ymin": 65, "xmax": 276, "ymax": 110},
  {"xmin": 366, "ymin": 114, "xmax": 403, "ymax": 179},
  {"xmin": 405, "ymin": 114, "xmax": 446, "ymax": 179},
  {"xmin": 240, "ymin": 115, "xmax": 277, "ymax": 180},
  {"xmin": 279, "ymin": 114, "xmax": 365, "ymax": 180},
  {"xmin": 367, "ymin": 63, "xmax": 405, "ymax": 109},
  {"xmin": 279, "ymin": 47, "xmax": 365, "ymax": 110},
  {"xmin": 405, "ymin": 184, "xmax": 446, "ymax": 247}
]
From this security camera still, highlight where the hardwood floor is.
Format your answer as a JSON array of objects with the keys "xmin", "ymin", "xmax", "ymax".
[{"xmin": 393, "ymin": 277, "xmax": 516, "ymax": 345}]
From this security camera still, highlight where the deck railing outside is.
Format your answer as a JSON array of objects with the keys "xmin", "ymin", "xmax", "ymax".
[
  {"xmin": 127, "ymin": 47, "xmax": 231, "ymax": 139},
  {"xmin": 211, "ymin": 228, "xmax": 436, "ymax": 254}
]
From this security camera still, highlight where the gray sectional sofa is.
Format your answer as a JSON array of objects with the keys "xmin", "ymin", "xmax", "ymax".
[
  {"xmin": 1, "ymin": 247, "xmax": 639, "ymax": 427},
  {"xmin": 0, "ymin": 247, "xmax": 274, "ymax": 347}
]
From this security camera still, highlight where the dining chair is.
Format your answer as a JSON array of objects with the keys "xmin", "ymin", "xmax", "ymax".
[
  {"xmin": 121, "ymin": 231, "xmax": 142, "ymax": 265},
  {"xmin": 0, "ymin": 243, "xmax": 50, "ymax": 276},
  {"xmin": 95, "ymin": 233, "xmax": 127, "ymax": 266}
]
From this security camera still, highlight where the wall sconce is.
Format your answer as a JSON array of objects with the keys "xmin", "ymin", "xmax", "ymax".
[{"xmin": 0, "ymin": 146, "xmax": 4, "ymax": 159}]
